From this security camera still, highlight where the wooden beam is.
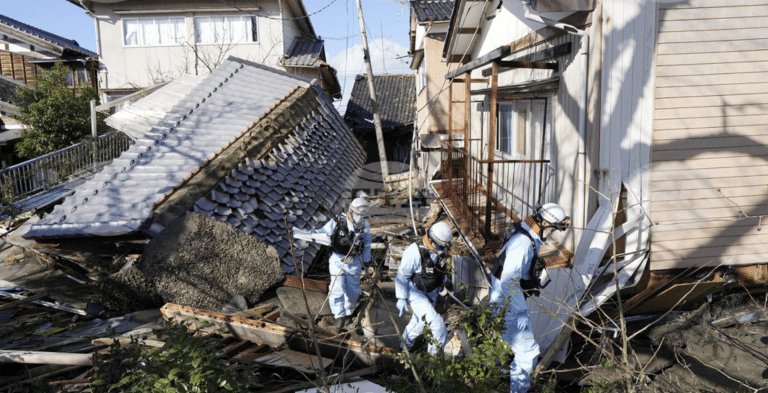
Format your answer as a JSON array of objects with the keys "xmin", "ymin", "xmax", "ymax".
[
  {"xmin": 446, "ymin": 45, "xmax": 511, "ymax": 80},
  {"xmin": 0, "ymin": 292, "xmax": 48, "ymax": 312},
  {"xmin": 495, "ymin": 60, "xmax": 559, "ymax": 70},
  {"xmin": 456, "ymin": 27, "xmax": 480, "ymax": 35},
  {"xmin": 447, "ymin": 54, "xmax": 471, "ymax": 64},
  {"xmin": 160, "ymin": 303, "xmax": 296, "ymax": 348},
  {"xmin": 453, "ymin": 78, "xmax": 489, "ymax": 83},
  {"xmin": 482, "ymin": 42, "xmax": 571, "ymax": 76}
]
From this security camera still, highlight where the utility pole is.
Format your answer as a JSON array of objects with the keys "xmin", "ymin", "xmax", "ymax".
[{"xmin": 355, "ymin": 0, "xmax": 389, "ymax": 181}]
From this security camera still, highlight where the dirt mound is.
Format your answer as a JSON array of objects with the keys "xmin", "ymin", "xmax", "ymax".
[{"xmin": 140, "ymin": 212, "xmax": 284, "ymax": 311}]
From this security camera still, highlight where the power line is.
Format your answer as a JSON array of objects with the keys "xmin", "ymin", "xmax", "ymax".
[{"xmin": 214, "ymin": 0, "xmax": 339, "ymax": 21}]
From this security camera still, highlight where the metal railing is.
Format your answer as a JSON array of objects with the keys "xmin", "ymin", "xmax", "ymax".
[
  {"xmin": 0, "ymin": 132, "xmax": 133, "ymax": 201},
  {"xmin": 438, "ymin": 140, "xmax": 550, "ymax": 242}
]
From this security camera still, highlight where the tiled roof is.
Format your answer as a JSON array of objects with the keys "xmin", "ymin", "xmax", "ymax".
[
  {"xmin": 192, "ymin": 87, "xmax": 365, "ymax": 273},
  {"xmin": 24, "ymin": 57, "xmax": 365, "ymax": 274},
  {"xmin": 105, "ymin": 75, "xmax": 204, "ymax": 140},
  {"xmin": 344, "ymin": 74, "xmax": 416, "ymax": 131},
  {"xmin": 410, "ymin": 0, "xmax": 454, "ymax": 22},
  {"xmin": 284, "ymin": 37, "xmax": 324, "ymax": 67},
  {"xmin": 0, "ymin": 14, "xmax": 96, "ymax": 57}
]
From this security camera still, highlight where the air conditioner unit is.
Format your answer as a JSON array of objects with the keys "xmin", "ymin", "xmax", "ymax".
[{"xmin": 533, "ymin": 0, "xmax": 595, "ymax": 12}]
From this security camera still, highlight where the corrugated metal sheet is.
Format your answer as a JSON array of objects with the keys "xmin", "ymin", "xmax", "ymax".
[
  {"xmin": 283, "ymin": 37, "xmax": 324, "ymax": 67},
  {"xmin": 24, "ymin": 57, "xmax": 312, "ymax": 239},
  {"xmin": 0, "ymin": 14, "xmax": 96, "ymax": 57},
  {"xmin": 411, "ymin": 0, "xmax": 454, "ymax": 22},
  {"xmin": 104, "ymin": 75, "xmax": 203, "ymax": 140}
]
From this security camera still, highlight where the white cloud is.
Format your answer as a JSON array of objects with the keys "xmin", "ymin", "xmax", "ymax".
[{"xmin": 328, "ymin": 38, "xmax": 413, "ymax": 112}]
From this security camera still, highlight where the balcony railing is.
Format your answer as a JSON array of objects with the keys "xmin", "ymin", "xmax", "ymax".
[
  {"xmin": 0, "ymin": 132, "xmax": 133, "ymax": 202},
  {"xmin": 437, "ymin": 139, "xmax": 551, "ymax": 243}
]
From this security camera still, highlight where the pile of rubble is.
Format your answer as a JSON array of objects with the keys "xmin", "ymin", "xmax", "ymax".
[{"xmin": 0, "ymin": 186, "xmax": 466, "ymax": 391}]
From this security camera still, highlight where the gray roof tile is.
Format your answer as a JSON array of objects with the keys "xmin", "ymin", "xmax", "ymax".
[{"xmin": 284, "ymin": 37, "xmax": 325, "ymax": 67}]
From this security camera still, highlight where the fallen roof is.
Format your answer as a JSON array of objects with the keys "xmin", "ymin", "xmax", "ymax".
[
  {"xmin": 284, "ymin": 37, "xmax": 325, "ymax": 67},
  {"xmin": 25, "ymin": 56, "xmax": 365, "ymax": 273},
  {"xmin": 104, "ymin": 75, "xmax": 204, "ymax": 140},
  {"xmin": 0, "ymin": 14, "xmax": 96, "ymax": 57},
  {"xmin": 344, "ymin": 74, "xmax": 416, "ymax": 132},
  {"xmin": 410, "ymin": 0, "xmax": 455, "ymax": 22}
]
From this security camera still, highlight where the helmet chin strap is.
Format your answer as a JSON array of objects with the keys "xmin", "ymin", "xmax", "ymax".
[{"xmin": 423, "ymin": 233, "xmax": 447, "ymax": 259}]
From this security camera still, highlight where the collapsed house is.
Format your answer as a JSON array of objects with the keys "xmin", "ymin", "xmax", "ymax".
[{"xmin": 22, "ymin": 56, "xmax": 365, "ymax": 274}]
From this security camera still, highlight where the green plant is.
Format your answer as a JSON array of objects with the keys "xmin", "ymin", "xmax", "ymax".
[
  {"xmin": 87, "ymin": 317, "xmax": 258, "ymax": 392},
  {"xmin": 11, "ymin": 63, "xmax": 106, "ymax": 159},
  {"xmin": 388, "ymin": 296, "xmax": 516, "ymax": 393}
]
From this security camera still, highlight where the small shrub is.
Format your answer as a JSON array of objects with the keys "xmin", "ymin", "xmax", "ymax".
[
  {"xmin": 87, "ymin": 317, "xmax": 258, "ymax": 392},
  {"xmin": 388, "ymin": 295, "xmax": 516, "ymax": 393}
]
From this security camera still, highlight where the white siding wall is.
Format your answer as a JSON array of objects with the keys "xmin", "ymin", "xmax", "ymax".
[
  {"xmin": 651, "ymin": 0, "xmax": 768, "ymax": 269},
  {"xmin": 93, "ymin": 0, "xmax": 285, "ymax": 90}
]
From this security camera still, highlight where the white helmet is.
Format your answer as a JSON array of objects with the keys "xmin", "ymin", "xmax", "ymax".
[
  {"xmin": 348, "ymin": 197, "xmax": 370, "ymax": 216},
  {"xmin": 537, "ymin": 203, "xmax": 570, "ymax": 231},
  {"xmin": 428, "ymin": 222, "xmax": 453, "ymax": 248}
]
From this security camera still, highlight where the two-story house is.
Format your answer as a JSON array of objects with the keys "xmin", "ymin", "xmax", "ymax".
[
  {"xmin": 0, "ymin": 14, "xmax": 99, "ymax": 92},
  {"xmin": 66, "ymin": 0, "xmax": 341, "ymax": 103}
]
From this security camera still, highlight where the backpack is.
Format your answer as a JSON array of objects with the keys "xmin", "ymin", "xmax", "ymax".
[
  {"xmin": 331, "ymin": 216, "xmax": 364, "ymax": 256},
  {"xmin": 411, "ymin": 246, "xmax": 446, "ymax": 293},
  {"xmin": 490, "ymin": 222, "xmax": 545, "ymax": 297}
]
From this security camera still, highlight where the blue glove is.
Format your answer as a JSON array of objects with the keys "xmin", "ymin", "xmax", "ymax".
[{"xmin": 397, "ymin": 299, "xmax": 408, "ymax": 317}]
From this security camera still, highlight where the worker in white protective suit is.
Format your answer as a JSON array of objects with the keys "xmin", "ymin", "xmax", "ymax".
[
  {"xmin": 489, "ymin": 203, "xmax": 570, "ymax": 393},
  {"xmin": 313, "ymin": 197, "xmax": 372, "ymax": 329},
  {"xmin": 395, "ymin": 221, "xmax": 453, "ymax": 354}
]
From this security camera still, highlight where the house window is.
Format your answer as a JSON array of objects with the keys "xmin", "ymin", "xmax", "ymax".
[
  {"xmin": 123, "ymin": 17, "xmax": 185, "ymax": 47},
  {"xmin": 496, "ymin": 99, "xmax": 547, "ymax": 158},
  {"xmin": 417, "ymin": 62, "xmax": 426, "ymax": 93},
  {"xmin": 194, "ymin": 15, "xmax": 257, "ymax": 44}
]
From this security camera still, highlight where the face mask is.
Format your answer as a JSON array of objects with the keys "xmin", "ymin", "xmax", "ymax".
[
  {"xmin": 352, "ymin": 214, "xmax": 363, "ymax": 223},
  {"xmin": 434, "ymin": 245, "xmax": 447, "ymax": 259}
]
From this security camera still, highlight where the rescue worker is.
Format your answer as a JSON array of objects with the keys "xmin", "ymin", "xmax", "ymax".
[
  {"xmin": 313, "ymin": 197, "xmax": 372, "ymax": 329},
  {"xmin": 489, "ymin": 203, "xmax": 570, "ymax": 393},
  {"xmin": 395, "ymin": 221, "xmax": 453, "ymax": 354}
]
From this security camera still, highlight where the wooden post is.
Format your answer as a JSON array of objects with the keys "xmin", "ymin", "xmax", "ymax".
[
  {"xmin": 449, "ymin": 83, "xmax": 453, "ymax": 136},
  {"xmin": 484, "ymin": 62, "xmax": 498, "ymax": 239},
  {"xmin": 464, "ymin": 72, "xmax": 470, "ymax": 151},
  {"xmin": 355, "ymin": 0, "xmax": 389, "ymax": 181}
]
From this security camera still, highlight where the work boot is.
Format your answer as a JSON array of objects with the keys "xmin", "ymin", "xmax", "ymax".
[{"xmin": 333, "ymin": 316, "xmax": 348, "ymax": 329}]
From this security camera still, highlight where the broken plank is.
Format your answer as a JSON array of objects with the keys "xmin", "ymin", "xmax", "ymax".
[
  {"xmin": 281, "ymin": 311, "xmax": 335, "ymax": 337},
  {"xmin": 0, "ymin": 292, "xmax": 48, "ymax": 312},
  {"xmin": 161, "ymin": 303, "xmax": 295, "ymax": 348},
  {"xmin": 282, "ymin": 275, "xmax": 328, "ymax": 293},
  {"xmin": 0, "ymin": 351, "xmax": 93, "ymax": 366},
  {"xmin": 231, "ymin": 303, "xmax": 275, "ymax": 318},
  {"xmin": 263, "ymin": 366, "xmax": 379, "ymax": 393},
  {"xmin": 0, "ymin": 291, "xmax": 86, "ymax": 315},
  {"xmin": 16, "ymin": 365, "xmax": 87, "ymax": 386},
  {"xmin": 90, "ymin": 337, "xmax": 165, "ymax": 348},
  {"xmin": 253, "ymin": 348, "xmax": 332, "ymax": 374}
]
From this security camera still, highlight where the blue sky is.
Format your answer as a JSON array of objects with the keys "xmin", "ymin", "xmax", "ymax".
[{"xmin": 1, "ymin": 0, "xmax": 413, "ymax": 110}]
